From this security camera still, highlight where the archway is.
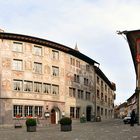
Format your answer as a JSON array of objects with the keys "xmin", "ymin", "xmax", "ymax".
[{"xmin": 51, "ymin": 107, "xmax": 60, "ymax": 124}]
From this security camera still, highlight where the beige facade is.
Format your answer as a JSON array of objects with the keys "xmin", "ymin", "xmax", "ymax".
[
  {"xmin": 95, "ymin": 66, "xmax": 116, "ymax": 120},
  {"xmin": 0, "ymin": 32, "xmax": 116, "ymax": 126},
  {"xmin": 0, "ymin": 32, "xmax": 98, "ymax": 125}
]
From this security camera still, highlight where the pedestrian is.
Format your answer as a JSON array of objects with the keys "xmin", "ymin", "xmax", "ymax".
[{"xmin": 130, "ymin": 109, "xmax": 136, "ymax": 126}]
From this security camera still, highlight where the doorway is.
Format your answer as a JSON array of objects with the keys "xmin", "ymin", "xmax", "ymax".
[
  {"xmin": 51, "ymin": 109, "xmax": 56, "ymax": 124},
  {"xmin": 50, "ymin": 107, "xmax": 60, "ymax": 124},
  {"xmin": 86, "ymin": 106, "xmax": 92, "ymax": 121}
]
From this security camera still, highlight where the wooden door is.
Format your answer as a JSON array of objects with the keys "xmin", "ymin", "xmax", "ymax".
[{"xmin": 51, "ymin": 109, "xmax": 56, "ymax": 124}]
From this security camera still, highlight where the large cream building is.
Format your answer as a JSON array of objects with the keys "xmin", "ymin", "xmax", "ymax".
[{"xmin": 0, "ymin": 31, "xmax": 116, "ymax": 126}]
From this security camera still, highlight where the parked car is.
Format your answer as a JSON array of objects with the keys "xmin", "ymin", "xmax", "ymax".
[
  {"xmin": 123, "ymin": 116, "xmax": 131, "ymax": 124},
  {"xmin": 123, "ymin": 116, "xmax": 137, "ymax": 124}
]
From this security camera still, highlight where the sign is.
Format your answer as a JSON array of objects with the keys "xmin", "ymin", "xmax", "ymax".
[{"xmin": 44, "ymin": 112, "xmax": 50, "ymax": 118}]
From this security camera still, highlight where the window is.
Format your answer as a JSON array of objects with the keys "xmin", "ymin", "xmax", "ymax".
[
  {"xmin": 74, "ymin": 74, "xmax": 80, "ymax": 83},
  {"xmin": 105, "ymin": 84, "xmax": 107, "ymax": 91},
  {"xmin": 77, "ymin": 90, "xmax": 83, "ymax": 99},
  {"xmin": 97, "ymin": 76, "xmax": 100, "ymax": 84},
  {"xmin": 24, "ymin": 81, "xmax": 33, "ymax": 92},
  {"xmin": 86, "ymin": 65, "xmax": 90, "ymax": 71},
  {"xmin": 13, "ymin": 80, "xmax": 22, "ymax": 91},
  {"xmin": 35, "ymin": 106, "xmax": 43, "ymax": 117},
  {"xmin": 13, "ymin": 42, "xmax": 23, "ymax": 52},
  {"xmin": 78, "ymin": 90, "xmax": 80, "ymax": 99},
  {"xmin": 101, "ymin": 93, "xmax": 103, "ymax": 101},
  {"xmin": 105, "ymin": 109, "xmax": 107, "ymax": 117},
  {"xmin": 97, "ymin": 90, "xmax": 100, "ymax": 99},
  {"xmin": 43, "ymin": 83, "xmax": 51, "ymax": 94},
  {"xmin": 101, "ymin": 80, "xmax": 103, "ymax": 88},
  {"xmin": 76, "ymin": 107, "xmax": 80, "ymax": 118},
  {"xmin": 84, "ymin": 78, "xmax": 88, "ymax": 86},
  {"xmin": 52, "ymin": 50, "xmax": 59, "ymax": 60},
  {"xmin": 101, "ymin": 108, "xmax": 103, "ymax": 116},
  {"xmin": 105, "ymin": 95, "xmax": 107, "ymax": 102},
  {"xmin": 24, "ymin": 106, "xmax": 33, "ymax": 117},
  {"xmin": 34, "ymin": 82, "xmax": 42, "ymax": 93},
  {"xmin": 70, "ymin": 107, "xmax": 75, "ymax": 118},
  {"xmin": 52, "ymin": 66, "xmax": 59, "ymax": 76},
  {"xmin": 13, "ymin": 59, "xmax": 22, "ymax": 71},
  {"xmin": 13, "ymin": 105, "xmax": 23, "ymax": 117},
  {"xmin": 70, "ymin": 58, "xmax": 75, "ymax": 66},
  {"xmin": 69, "ymin": 87, "xmax": 76, "ymax": 98},
  {"xmin": 86, "ymin": 92, "xmax": 90, "ymax": 101},
  {"xmin": 52, "ymin": 85, "xmax": 59, "ymax": 94},
  {"xmin": 34, "ymin": 62, "xmax": 42, "ymax": 74},
  {"xmin": 108, "ymin": 98, "xmax": 110, "ymax": 105},
  {"xmin": 34, "ymin": 46, "xmax": 42, "ymax": 56},
  {"xmin": 76, "ymin": 60, "xmax": 80, "ymax": 68},
  {"xmin": 81, "ymin": 91, "xmax": 83, "ymax": 99}
]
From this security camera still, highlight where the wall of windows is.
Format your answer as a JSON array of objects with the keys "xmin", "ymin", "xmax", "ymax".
[
  {"xmin": 70, "ymin": 107, "xmax": 80, "ymax": 119},
  {"xmin": 13, "ymin": 80, "xmax": 59, "ymax": 95},
  {"xmin": 13, "ymin": 105, "xmax": 43, "ymax": 117},
  {"xmin": 69, "ymin": 87, "xmax": 90, "ymax": 101}
]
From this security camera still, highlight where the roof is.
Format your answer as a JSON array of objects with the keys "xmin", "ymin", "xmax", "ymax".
[
  {"xmin": 118, "ymin": 102, "xmax": 127, "ymax": 109},
  {"xmin": 127, "ymin": 92, "xmax": 137, "ymax": 102},
  {"xmin": 123, "ymin": 30, "xmax": 140, "ymax": 74},
  {"xmin": 94, "ymin": 66, "xmax": 116, "ymax": 91},
  {"xmin": 0, "ymin": 32, "xmax": 99, "ymax": 65}
]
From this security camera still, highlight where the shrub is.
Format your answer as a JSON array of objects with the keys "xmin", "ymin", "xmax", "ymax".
[
  {"xmin": 26, "ymin": 118, "xmax": 37, "ymax": 126},
  {"xmin": 59, "ymin": 117, "xmax": 72, "ymax": 125},
  {"xmin": 80, "ymin": 116, "xmax": 86, "ymax": 123}
]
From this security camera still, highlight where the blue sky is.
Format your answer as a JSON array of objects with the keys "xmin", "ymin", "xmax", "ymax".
[{"xmin": 1, "ymin": 0, "xmax": 139, "ymax": 104}]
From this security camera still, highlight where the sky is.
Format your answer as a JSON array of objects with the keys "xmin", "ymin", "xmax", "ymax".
[{"xmin": 0, "ymin": 0, "xmax": 139, "ymax": 105}]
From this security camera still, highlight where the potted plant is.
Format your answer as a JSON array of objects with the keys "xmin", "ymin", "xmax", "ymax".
[
  {"xmin": 80, "ymin": 116, "xmax": 86, "ymax": 123},
  {"xmin": 26, "ymin": 118, "xmax": 37, "ymax": 132},
  {"xmin": 59, "ymin": 117, "xmax": 72, "ymax": 131}
]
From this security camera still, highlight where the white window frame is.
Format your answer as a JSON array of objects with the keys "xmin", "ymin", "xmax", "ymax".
[
  {"xmin": 34, "ymin": 62, "xmax": 42, "ymax": 74},
  {"xmin": 34, "ymin": 82, "xmax": 42, "ymax": 93},
  {"xmin": 13, "ymin": 105, "xmax": 23, "ymax": 117},
  {"xmin": 13, "ymin": 59, "xmax": 23, "ymax": 71},
  {"xmin": 24, "ymin": 81, "xmax": 33, "ymax": 92},
  {"xmin": 13, "ymin": 42, "xmax": 23, "ymax": 52},
  {"xmin": 33, "ymin": 45, "xmax": 42, "ymax": 56},
  {"xmin": 52, "ymin": 50, "xmax": 59, "ymax": 60},
  {"xmin": 43, "ymin": 83, "xmax": 51, "ymax": 94},
  {"xmin": 52, "ymin": 66, "xmax": 59, "ymax": 76},
  {"xmin": 13, "ymin": 80, "xmax": 23, "ymax": 91},
  {"xmin": 52, "ymin": 85, "xmax": 59, "ymax": 94}
]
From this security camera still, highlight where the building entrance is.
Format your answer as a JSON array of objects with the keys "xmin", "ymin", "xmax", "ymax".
[{"xmin": 86, "ymin": 106, "xmax": 92, "ymax": 121}]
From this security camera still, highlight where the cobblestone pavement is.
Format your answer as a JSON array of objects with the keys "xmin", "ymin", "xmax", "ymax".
[{"xmin": 0, "ymin": 119, "xmax": 140, "ymax": 140}]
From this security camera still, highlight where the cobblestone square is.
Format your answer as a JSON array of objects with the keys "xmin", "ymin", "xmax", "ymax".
[{"xmin": 0, "ymin": 119, "xmax": 140, "ymax": 140}]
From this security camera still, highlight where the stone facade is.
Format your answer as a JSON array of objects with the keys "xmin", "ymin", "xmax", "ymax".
[
  {"xmin": 0, "ymin": 32, "xmax": 115, "ymax": 125},
  {"xmin": 94, "ymin": 66, "xmax": 116, "ymax": 120}
]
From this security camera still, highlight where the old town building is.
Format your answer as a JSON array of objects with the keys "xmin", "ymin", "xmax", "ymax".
[
  {"xmin": 94, "ymin": 66, "xmax": 116, "ymax": 120},
  {"xmin": 121, "ymin": 30, "xmax": 140, "ymax": 124},
  {"xmin": 0, "ymin": 31, "xmax": 116, "ymax": 126}
]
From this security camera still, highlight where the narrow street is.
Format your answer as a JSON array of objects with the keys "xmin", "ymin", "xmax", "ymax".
[{"xmin": 0, "ymin": 119, "xmax": 140, "ymax": 140}]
